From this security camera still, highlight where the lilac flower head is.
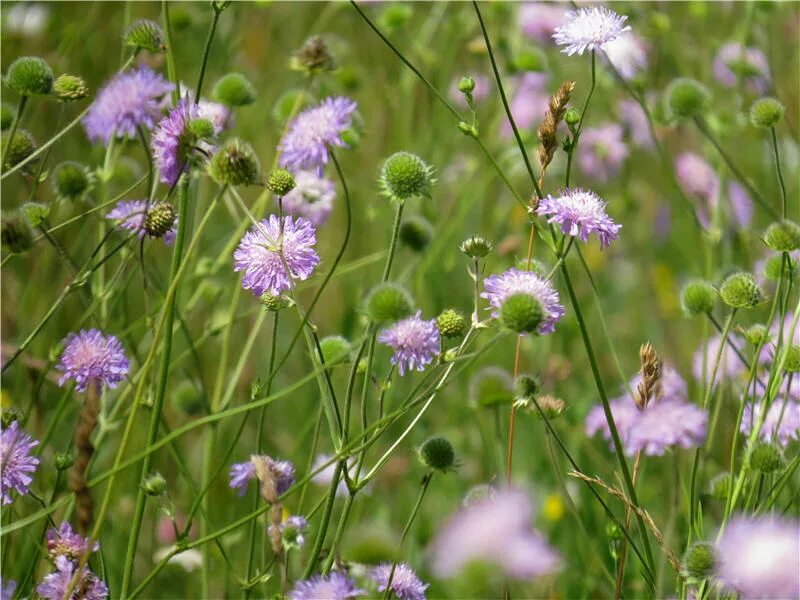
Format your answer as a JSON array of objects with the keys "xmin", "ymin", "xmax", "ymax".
[
  {"xmin": 537, "ymin": 188, "xmax": 621, "ymax": 248},
  {"xmin": 675, "ymin": 152, "xmax": 719, "ymax": 228},
  {"xmin": 371, "ymin": 563, "xmax": 428, "ymax": 600},
  {"xmin": 289, "ymin": 572, "xmax": 364, "ymax": 600},
  {"xmin": 618, "ymin": 98, "xmax": 654, "ymax": 149},
  {"xmin": 229, "ymin": 461, "xmax": 256, "ymax": 496},
  {"xmin": 692, "ymin": 333, "xmax": 746, "ymax": 385},
  {"xmin": 741, "ymin": 401, "xmax": 800, "ymax": 448},
  {"xmin": 1, "ymin": 580, "xmax": 16, "ymax": 600},
  {"xmin": 47, "ymin": 521, "xmax": 99, "ymax": 561},
  {"xmin": 233, "ymin": 215, "xmax": 320, "ymax": 297},
  {"xmin": 576, "ymin": 124, "xmax": 630, "ymax": 183},
  {"xmin": 713, "ymin": 43, "xmax": 771, "ymax": 94},
  {"xmin": 269, "ymin": 515, "xmax": 309, "ymax": 550},
  {"xmin": 482, "ymin": 268, "xmax": 564, "ymax": 334},
  {"xmin": 106, "ymin": 200, "xmax": 177, "ymax": 244},
  {"xmin": 625, "ymin": 399, "xmax": 707, "ymax": 456},
  {"xmin": 83, "ymin": 67, "xmax": 174, "ymax": 145},
  {"xmin": 519, "ymin": 3, "xmax": 566, "ymax": 43},
  {"xmin": 57, "ymin": 329, "xmax": 130, "ymax": 392},
  {"xmin": 229, "ymin": 455, "xmax": 295, "ymax": 497},
  {"xmin": 553, "ymin": 6, "xmax": 631, "ymax": 56},
  {"xmin": 378, "ymin": 311, "xmax": 440, "ymax": 376},
  {"xmin": 430, "ymin": 487, "xmax": 561, "ymax": 580},
  {"xmin": 728, "ymin": 182, "xmax": 753, "ymax": 228},
  {"xmin": 503, "ymin": 72, "xmax": 550, "ymax": 138},
  {"xmin": 152, "ymin": 98, "xmax": 201, "ymax": 185},
  {"xmin": 585, "ymin": 396, "xmax": 642, "ymax": 449},
  {"xmin": 279, "ymin": 170, "xmax": 335, "ymax": 227},
  {"xmin": 36, "ymin": 555, "xmax": 109, "ymax": 600},
  {"xmin": 602, "ymin": 31, "xmax": 648, "ymax": 80},
  {"xmin": 1, "ymin": 420, "xmax": 39, "ymax": 505},
  {"xmin": 715, "ymin": 515, "xmax": 799, "ymax": 599},
  {"xmin": 278, "ymin": 96, "xmax": 357, "ymax": 174},
  {"xmin": 178, "ymin": 84, "xmax": 231, "ymax": 134}
]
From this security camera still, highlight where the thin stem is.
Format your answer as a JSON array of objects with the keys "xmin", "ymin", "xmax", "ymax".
[
  {"xmin": 566, "ymin": 51, "xmax": 596, "ymax": 188},
  {"xmin": 383, "ymin": 203, "xmax": 405, "ymax": 282},
  {"xmin": 162, "ymin": 0, "xmax": 180, "ymax": 106},
  {"xmin": 303, "ymin": 461, "xmax": 343, "ymax": 578},
  {"xmin": 2, "ymin": 95, "xmax": 28, "ymax": 169},
  {"xmin": 195, "ymin": 4, "xmax": 223, "ymax": 104},
  {"xmin": 770, "ymin": 126, "xmax": 788, "ymax": 218}
]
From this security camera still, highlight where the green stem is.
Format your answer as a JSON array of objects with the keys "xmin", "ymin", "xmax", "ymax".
[
  {"xmin": 383, "ymin": 202, "xmax": 405, "ymax": 282},
  {"xmin": 162, "ymin": 0, "xmax": 180, "ymax": 106},
  {"xmin": 770, "ymin": 126, "xmax": 788, "ymax": 219},
  {"xmin": 303, "ymin": 461, "xmax": 343, "ymax": 578},
  {"xmin": 2, "ymin": 95, "xmax": 28, "ymax": 169},
  {"xmin": 194, "ymin": 4, "xmax": 223, "ymax": 104},
  {"xmin": 566, "ymin": 51, "xmax": 596, "ymax": 188}
]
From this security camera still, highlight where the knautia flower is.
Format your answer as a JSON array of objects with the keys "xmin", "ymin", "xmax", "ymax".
[
  {"xmin": 378, "ymin": 311, "xmax": 440, "ymax": 376},
  {"xmin": 83, "ymin": 67, "xmax": 174, "ymax": 145},
  {"xmin": 47, "ymin": 521, "xmax": 99, "ymax": 561},
  {"xmin": 151, "ymin": 98, "xmax": 201, "ymax": 185},
  {"xmin": 625, "ymin": 399, "xmax": 707, "ymax": 455},
  {"xmin": 371, "ymin": 563, "xmax": 428, "ymax": 600},
  {"xmin": 1, "ymin": 420, "xmax": 39, "ymax": 505},
  {"xmin": 618, "ymin": 98, "xmax": 654, "ymax": 149},
  {"xmin": 537, "ymin": 189, "xmax": 621, "ymax": 248},
  {"xmin": 728, "ymin": 182, "xmax": 753, "ymax": 228},
  {"xmin": 430, "ymin": 487, "xmax": 561, "ymax": 580},
  {"xmin": 106, "ymin": 200, "xmax": 177, "ymax": 244},
  {"xmin": 714, "ymin": 515, "xmax": 799, "ymax": 599},
  {"xmin": 552, "ymin": 6, "xmax": 631, "ymax": 56},
  {"xmin": 692, "ymin": 333, "xmax": 746, "ymax": 385},
  {"xmin": 229, "ymin": 455, "xmax": 295, "ymax": 497},
  {"xmin": 482, "ymin": 268, "xmax": 564, "ymax": 334},
  {"xmin": 278, "ymin": 96, "xmax": 357, "ymax": 174},
  {"xmin": 279, "ymin": 170, "xmax": 335, "ymax": 227},
  {"xmin": 36, "ymin": 555, "xmax": 109, "ymax": 600},
  {"xmin": 233, "ymin": 215, "xmax": 320, "ymax": 297},
  {"xmin": 1, "ymin": 579, "xmax": 16, "ymax": 600},
  {"xmin": 675, "ymin": 152, "xmax": 719, "ymax": 228},
  {"xmin": 289, "ymin": 572, "xmax": 364, "ymax": 600},
  {"xmin": 741, "ymin": 401, "xmax": 800, "ymax": 448},
  {"xmin": 503, "ymin": 72, "xmax": 550, "ymax": 137},
  {"xmin": 268, "ymin": 515, "xmax": 309, "ymax": 550},
  {"xmin": 713, "ymin": 42, "xmax": 771, "ymax": 93},
  {"xmin": 518, "ymin": 2, "xmax": 566, "ymax": 43},
  {"xmin": 56, "ymin": 329, "xmax": 130, "ymax": 392},
  {"xmin": 585, "ymin": 396, "xmax": 642, "ymax": 450},
  {"xmin": 178, "ymin": 84, "xmax": 231, "ymax": 134},
  {"xmin": 602, "ymin": 31, "xmax": 648, "ymax": 80},
  {"xmin": 577, "ymin": 124, "xmax": 630, "ymax": 183}
]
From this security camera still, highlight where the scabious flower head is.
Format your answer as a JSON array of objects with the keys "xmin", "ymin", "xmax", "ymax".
[
  {"xmin": 36, "ymin": 555, "xmax": 109, "ymax": 600},
  {"xmin": 537, "ymin": 188, "xmax": 621, "ymax": 248},
  {"xmin": 233, "ymin": 215, "xmax": 320, "ymax": 297},
  {"xmin": 289, "ymin": 572, "xmax": 364, "ymax": 600},
  {"xmin": 378, "ymin": 311, "xmax": 439, "ymax": 376},
  {"xmin": 229, "ymin": 455, "xmax": 295, "ymax": 497},
  {"xmin": 518, "ymin": 2, "xmax": 566, "ymax": 43},
  {"xmin": 675, "ymin": 152, "xmax": 719, "ymax": 228},
  {"xmin": 57, "ymin": 329, "xmax": 129, "ymax": 392},
  {"xmin": 692, "ymin": 333, "xmax": 746, "ymax": 385},
  {"xmin": 576, "ymin": 124, "xmax": 630, "ymax": 183},
  {"xmin": 269, "ymin": 515, "xmax": 309, "ymax": 550},
  {"xmin": 1, "ymin": 579, "xmax": 16, "ymax": 600},
  {"xmin": 430, "ymin": 487, "xmax": 561, "ymax": 580},
  {"xmin": 741, "ymin": 401, "xmax": 800, "ymax": 448},
  {"xmin": 503, "ymin": 72, "xmax": 550, "ymax": 137},
  {"xmin": 371, "ymin": 563, "xmax": 428, "ymax": 600},
  {"xmin": 625, "ymin": 399, "xmax": 707, "ymax": 456},
  {"xmin": 714, "ymin": 515, "xmax": 799, "ymax": 599},
  {"xmin": 278, "ymin": 96, "xmax": 357, "ymax": 174},
  {"xmin": 83, "ymin": 67, "xmax": 174, "ymax": 145},
  {"xmin": 713, "ymin": 42, "xmax": 771, "ymax": 93},
  {"xmin": 728, "ymin": 182, "xmax": 753, "ymax": 228},
  {"xmin": 553, "ymin": 6, "xmax": 631, "ymax": 56},
  {"xmin": 602, "ymin": 31, "xmax": 647, "ymax": 80},
  {"xmin": 279, "ymin": 170, "xmax": 335, "ymax": 227},
  {"xmin": 47, "ymin": 522, "xmax": 99, "ymax": 561},
  {"xmin": 1, "ymin": 420, "xmax": 39, "ymax": 505},
  {"xmin": 106, "ymin": 200, "xmax": 178, "ymax": 244},
  {"xmin": 151, "ymin": 98, "xmax": 201, "ymax": 185},
  {"xmin": 482, "ymin": 268, "xmax": 564, "ymax": 334},
  {"xmin": 618, "ymin": 99, "xmax": 655, "ymax": 149}
]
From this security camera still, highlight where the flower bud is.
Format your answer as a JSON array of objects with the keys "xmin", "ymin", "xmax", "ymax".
[
  {"xmin": 260, "ymin": 292, "xmax": 287, "ymax": 312},
  {"xmin": 379, "ymin": 151, "xmax": 435, "ymax": 202},
  {"xmin": 212, "ymin": 73, "xmax": 257, "ymax": 107},
  {"xmin": 742, "ymin": 324, "xmax": 770, "ymax": 346},
  {"xmin": 53, "ymin": 74, "xmax": 89, "ymax": 102},
  {"xmin": 457, "ymin": 121, "xmax": 478, "ymax": 137},
  {"xmin": 5, "ymin": 56, "xmax": 54, "ymax": 96},
  {"xmin": 2, "ymin": 129, "xmax": 36, "ymax": 169},
  {"xmin": 682, "ymin": 541, "xmax": 716, "ymax": 581},
  {"xmin": 143, "ymin": 471, "xmax": 167, "ymax": 496},
  {"xmin": 208, "ymin": 139, "xmax": 260, "ymax": 186},
  {"xmin": 144, "ymin": 203, "xmax": 177, "ymax": 239},
  {"xmin": 0, "ymin": 409, "xmax": 21, "ymax": 429},
  {"xmin": 419, "ymin": 436, "xmax": 456, "ymax": 472},
  {"xmin": 719, "ymin": 272, "xmax": 763, "ymax": 309},
  {"xmin": 1, "ymin": 102, "xmax": 14, "ymax": 131},
  {"xmin": 750, "ymin": 442, "xmax": 784, "ymax": 473},
  {"xmin": 172, "ymin": 380, "xmax": 205, "ymax": 416},
  {"xmin": 319, "ymin": 335, "xmax": 352, "ymax": 366},
  {"xmin": 365, "ymin": 282, "xmax": 414, "ymax": 323},
  {"xmin": 55, "ymin": 451, "xmax": 74, "ymax": 471},
  {"xmin": 458, "ymin": 76, "xmax": 476, "ymax": 94},
  {"xmin": 436, "ymin": 309, "xmax": 467, "ymax": 338},
  {"xmin": 534, "ymin": 394, "xmax": 566, "ymax": 419},
  {"xmin": 188, "ymin": 118, "xmax": 215, "ymax": 139},
  {"xmin": 564, "ymin": 107, "xmax": 580, "ymax": 127},
  {"xmin": 680, "ymin": 279, "xmax": 716, "ymax": 316},
  {"xmin": 514, "ymin": 373, "xmax": 540, "ymax": 399},
  {"xmin": 763, "ymin": 253, "xmax": 799, "ymax": 281},
  {"xmin": 379, "ymin": 4, "xmax": 413, "ymax": 30},
  {"xmin": 21, "ymin": 202, "xmax": 49, "ymax": 228},
  {"xmin": 52, "ymin": 161, "xmax": 91, "ymax": 201},
  {"xmin": 708, "ymin": 472, "xmax": 730, "ymax": 501},
  {"xmin": 749, "ymin": 97, "xmax": 785, "ymax": 129},
  {"xmin": 290, "ymin": 36, "xmax": 335, "ymax": 74},
  {"xmin": 781, "ymin": 344, "xmax": 800, "ymax": 373},
  {"xmin": 459, "ymin": 235, "xmax": 493, "ymax": 258},
  {"xmin": 665, "ymin": 77, "xmax": 710, "ymax": 119},
  {"xmin": 1, "ymin": 213, "xmax": 34, "ymax": 254},
  {"xmin": 399, "ymin": 215, "xmax": 433, "ymax": 252},
  {"xmin": 763, "ymin": 219, "xmax": 800, "ymax": 252},
  {"xmin": 500, "ymin": 292, "xmax": 544, "ymax": 333},
  {"xmin": 267, "ymin": 168, "xmax": 296, "ymax": 196},
  {"xmin": 513, "ymin": 48, "xmax": 547, "ymax": 73},
  {"xmin": 124, "ymin": 19, "xmax": 166, "ymax": 53}
]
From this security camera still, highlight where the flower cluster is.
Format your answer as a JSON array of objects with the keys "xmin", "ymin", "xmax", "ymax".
[
  {"xmin": 537, "ymin": 189, "xmax": 621, "ymax": 248},
  {"xmin": 36, "ymin": 522, "xmax": 107, "ymax": 600},
  {"xmin": 56, "ymin": 329, "xmax": 130, "ymax": 392}
]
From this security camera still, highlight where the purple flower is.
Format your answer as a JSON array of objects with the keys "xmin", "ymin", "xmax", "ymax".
[
  {"xmin": 537, "ymin": 188, "xmax": 621, "ymax": 248},
  {"xmin": 278, "ymin": 96, "xmax": 357, "ymax": 174},
  {"xmin": 518, "ymin": 3, "xmax": 566, "ymax": 43},
  {"xmin": 47, "ymin": 522, "xmax": 99, "ymax": 561},
  {"xmin": 83, "ymin": 67, "xmax": 174, "ymax": 145},
  {"xmin": 482, "ymin": 268, "xmax": 564, "ymax": 335},
  {"xmin": 602, "ymin": 31, "xmax": 648, "ymax": 80},
  {"xmin": 715, "ymin": 515, "xmax": 799, "ymax": 599},
  {"xmin": 503, "ymin": 72, "xmax": 550, "ymax": 138},
  {"xmin": 269, "ymin": 515, "xmax": 309, "ymax": 550},
  {"xmin": 378, "ymin": 311, "xmax": 440, "ymax": 376},
  {"xmin": 713, "ymin": 42, "xmax": 771, "ymax": 94},
  {"xmin": 552, "ymin": 6, "xmax": 631, "ymax": 57},
  {"xmin": 311, "ymin": 454, "xmax": 355, "ymax": 497},
  {"xmin": 728, "ymin": 182, "xmax": 753, "ymax": 228},
  {"xmin": 577, "ymin": 124, "xmax": 630, "ymax": 183},
  {"xmin": 741, "ymin": 400, "xmax": 800, "ymax": 448},
  {"xmin": 279, "ymin": 171, "xmax": 335, "ymax": 227},
  {"xmin": 289, "ymin": 572, "xmax": 364, "ymax": 600},
  {"xmin": 229, "ymin": 461, "xmax": 256, "ymax": 496},
  {"xmin": 675, "ymin": 152, "xmax": 719, "ymax": 228},
  {"xmin": 430, "ymin": 487, "xmax": 561, "ymax": 580},
  {"xmin": 56, "ymin": 329, "xmax": 130, "ymax": 392},
  {"xmin": 234, "ymin": 215, "xmax": 320, "ymax": 297},
  {"xmin": 1, "ymin": 579, "xmax": 16, "ymax": 600},
  {"xmin": 625, "ymin": 399, "xmax": 707, "ymax": 455},
  {"xmin": 692, "ymin": 333, "xmax": 746, "ymax": 386},
  {"xmin": 106, "ymin": 200, "xmax": 177, "ymax": 244},
  {"xmin": 152, "ymin": 98, "xmax": 201, "ymax": 185},
  {"xmin": 448, "ymin": 74, "xmax": 491, "ymax": 108},
  {"xmin": 371, "ymin": 563, "xmax": 428, "ymax": 600},
  {"xmin": 618, "ymin": 98, "xmax": 655, "ymax": 149},
  {"xmin": 229, "ymin": 455, "xmax": 295, "ymax": 497},
  {"xmin": 585, "ymin": 397, "xmax": 642, "ymax": 450},
  {"xmin": 1, "ymin": 420, "xmax": 39, "ymax": 505},
  {"xmin": 36, "ymin": 555, "xmax": 109, "ymax": 600}
]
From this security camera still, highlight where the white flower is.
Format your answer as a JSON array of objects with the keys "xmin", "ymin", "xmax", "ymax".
[{"xmin": 553, "ymin": 7, "xmax": 631, "ymax": 56}]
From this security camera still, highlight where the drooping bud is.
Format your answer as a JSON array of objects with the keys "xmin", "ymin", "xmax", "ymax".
[
  {"xmin": 260, "ymin": 292, "xmax": 287, "ymax": 312},
  {"xmin": 364, "ymin": 282, "xmax": 414, "ymax": 323},
  {"xmin": 319, "ymin": 335, "xmax": 352, "ymax": 366},
  {"xmin": 21, "ymin": 202, "xmax": 49, "ymax": 228},
  {"xmin": 143, "ymin": 472, "xmax": 167, "ymax": 496},
  {"xmin": 208, "ymin": 138, "xmax": 260, "ymax": 186},
  {"xmin": 144, "ymin": 203, "xmax": 177, "ymax": 239},
  {"xmin": 459, "ymin": 235, "xmax": 493, "ymax": 258},
  {"xmin": 4, "ymin": 56, "xmax": 54, "ymax": 96},
  {"xmin": 212, "ymin": 72, "xmax": 257, "ymax": 106},
  {"xmin": 399, "ymin": 215, "xmax": 433, "ymax": 252},
  {"xmin": 719, "ymin": 272, "xmax": 763, "ymax": 309},
  {"xmin": 290, "ymin": 36, "xmax": 335, "ymax": 74},
  {"xmin": 749, "ymin": 97, "xmax": 785, "ymax": 129},
  {"xmin": 267, "ymin": 168, "xmax": 296, "ymax": 196},
  {"xmin": 55, "ymin": 451, "xmax": 74, "ymax": 472},
  {"xmin": 742, "ymin": 324, "xmax": 770, "ymax": 347},
  {"xmin": 1, "ymin": 213, "xmax": 34, "ymax": 254},
  {"xmin": 436, "ymin": 309, "xmax": 467, "ymax": 338},
  {"xmin": 2, "ymin": 129, "xmax": 36, "ymax": 169},
  {"xmin": 763, "ymin": 220, "xmax": 800, "ymax": 252},
  {"xmin": 419, "ymin": 436, "xmax": 456, "ymax": 472},
  {"xmin": 665, "ymin": 77, "xmax": 710, "ymax": 119},
  {"xmin": 379, "ymin": 151, "xmax": 435, "ymax": 202},
  {"xmin": 0, "ymin": 102, "xmax": 14, "ymax": 130},
  {"xmin": 682, "ymin": 541, "xmax": 716, "ymax": 581},
  {"xmin": 53, "ymin": 74, "xmax": 89, "ymax": 102},
  {"xmin": 123, "ymin": 19, "xmax": 166, "ymax": 53},
  {"xmin": 500, "ymin": 292, "xmax": 544, "ymax": 333}
]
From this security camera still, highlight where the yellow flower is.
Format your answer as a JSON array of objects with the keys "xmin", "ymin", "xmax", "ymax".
[{"xmin": 542, "ymin": 493, "xmax": 565, "ymax": 522}]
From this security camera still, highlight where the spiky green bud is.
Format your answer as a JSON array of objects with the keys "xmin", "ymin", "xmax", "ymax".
[
  {"xmin": 5, "ymin": 56, "xmax": 54, "ymax": 96},
  {"xmin": 514, "ymin": 373, "xmax": 540, "ymax": 399},
  {"xmin": 124, "ymin": 19, "xmax": 165, "ymax": 53},
  {"xmin": 781, "ymin": 344, "xmax": 800, "ymax": 373},
  {"xmin": 764, "ymin": 220, "xmax": 800, "ymax": 252},
  {"xmin": 267, "ymin": 168, "xmax": 296, "ymax": 196},
  {"xmin": 1, "ymin": 213, "xmax": 34, "ymax": 254},
  {"xmin": 55, "ymin": 451, "xmax": 74, "ymax": 472},
  {"xmin": 53, "ymin": 74, "xmax": 88, "ymax": 102},
  {"xmin": 750, "ymin": 442, "xmax": 784, "ymax": 473},
  {"xmin": 436, "ymin": 309, "xmax": 466, "ymax": 338},
  {"xmin": 188, "ymin": 118, "xmax": 215, "ymax": 139},
  {"xmin": 364, "ymin": 282, "xmax": 414, "ymax": 323},
  {"xmin": 379, "ymin": 151, "xmax": 435, "ymax": 202},
  {"xmin": 763, "ymin": 253, "xmax": 799, "ymax": 281},
  {"xmin": 459, "ymin": 235, "xmax": 493, "ymax": 258},
  {"xmin": 419, "ymin": 436, "xmax": 456, "ymax": 472},
  {"xmin": 213, "ymin": 73, "xmax": 257, "ymax": 107},
  {"xmin": 680, "ymin": 279, "xmax": 716, "ymax": 316},
  {"xmin": 208, "ymin": 139, "xmax": 260, "ymax": 186},
  {"xmin": 260, "ymin": 293, "xmax": 287, "ymax": 312},
  {"xmin": 500, "ymin": 292, "xmax": 544, "ymax": 333},
  {"xmin": 0, "ymin": 102, "xmax": 14, "ymax": 131},
  {"xmin": 750, "ymin": 97, "xmax": 785, "ymax": 129},
  {"xmin": 399, "ymin": 215, "xmax": 433, "ymax": 252},
  {"xmin": 144, "ymin": 203, "xmax": 177, "ymax": 239},
  {"xmin": 682, "ymin": 542, "xmax": 716, "ymax": 581},
  {"xmin": 319, "ymin": 335, "xmax": 352, "ymax": 366},
  {"xmin": 665, "ymin": 77, "xmax": 710, "ymax": 119},
  {"xmin": 143, "ymin": 471, "xmax": 167, "ymax": 496},
  {"xmin": 21, "ymin": 202, "xmax": 49, "ymax": 228},
  {"xmin": 52, "ymin": 161, "xmax": 91, "ymax": 200},
  {"xmin": 742, "ymin": 324, "xmax": 770, "ymax": 347},
  {"xmin": 564, "ymin": 108, "xmax": 581, "ymax": 127},
  {"xmin": 2, "ymin": 129, "xmax": 36, "ymax": 169},
  {"xmin": 719, "ymin": 272, "xmax": 763, "ymax": 309}
]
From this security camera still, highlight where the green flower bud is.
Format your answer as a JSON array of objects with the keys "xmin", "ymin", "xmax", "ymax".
[
  {"xmin": 680, "ymin": 279, "xmax": 716, "ymax": 316},
  {"xmin": 436, "ymin": 309, "xmax": 467, "ymax": 338},
  {"xmin": 124, "ymin": 19, "xmax": 166, "ymax": 53},
  {"xmin": 665, "ymin": 77, "xmax": 710, "ymax": 119},
  {"xmin": 459, "ymin": 235, "xmax": 493, "ymax": 258},
  {"xmin": 564, "ymin": 107, "xmax": 581, "ymax": 127},
  {"xmin": 53, "ymin": 74, "xmax": 88, "ymax": 102},
  {"xmin": 208, "ymin": 139, "xmax": 260, "ymax": 186},
  {"xmin": 708, "ymin": 472, "xmax": 730, "ymax": 501},
  {"xmin": 260, "ymin": 292, "xmax": 287, "ymax": 312},
  {"xmin": 763, "ymin": 253, "xmax": 799, "ymax": 281},
  {"xmin": 2, "ymin": 213, "xmax": 34, "ymax": 254},
  {"xmin": 2, "ymin": 129, "xmax": 36, "ymax": 169},
  {"xmin": 319, "ymin": 335, "xmax": 352, "ymax": 366},
  {"xmin": 55, "ymin": 451, "xmax": 74, "ymax": 471},
  {"xmin": 742, "ymin": 324, "xmax": 770, "ymax": 346},
  {"xmin": 750, "ymin": 442, "xmax": 784, "ymax": 473},
  {"xmin": 419, "ymin": 436, "xmax": 456, "ymax": 472},
  {"xmin": 457, "ymin": 121, "xmax": 478, "ymax": 137},
  {"xmin": 468, "ymin": 367, "xmax": 513, "ymax": 408},
  {"xmin": 719, "ymin": 272, "xmax": 763, "ymax": 309},
  {"xmin": 213, "ymin": 73, "xmax": 257, "ymax": 107},
  {"xmin": 143, "ymin": 471, "xmax": 167, "ymax": 496},
  {"xmin": 458, "ymin": 76, "xmax": 476, "ymax": 94},
  {"xmin": 399, "ymin": 215, "xmax": 433, "ymax": 252},
  {"xmin": 21, "ymin": 202, "xmax": 49, "ymax": 228},
  {"xmin": 379, "ymin": 151, "xmax": 435, "ymax": 202},
  {"xmin": 364, "ymin": 282, "xmax": 414, "ymax": 323},
  {"xmin": 272, "ymin": 89, "xmax": 304, "ymax": 123},
  {"xmin": 267, "ymin": 168, "xmax": 296, "ymax": 196},
  {"xmin": 1, "ymin": 409, "xmax": 21, "ymax": 429},
  {"xmin": 763, "ymin": 220, "xmax": 800, "ymax": 252},
  {"xmin": 379, "ymin": 4, "xmax": 413, "ymax": 30},
  {"xmin": 188, "ymin": 118, "xmax": 215, "ymax": 139},
  {"xmin": 682, "ymin": 542, "xmax": 716, "ymax": 581},
  {"xmin": 52, "ymin": 161, "xmax": 91, "ymax": 201},
  {"xmin": 144, "ymin": 203, "xmax": 177, "ymax": 239},
  {"xmin": 1, "ymin": 102, "xmax": 15, "ymax": 131},
  {"xmin": 500, "ymin": 292, "xmax": 544, "ymax": 333},
  {"xmin": 290, "ymin": 36, "xmax": 335, "ymax": 74},
  {"xmin": 749, "ymin": 97, "xmax": 785, "ymax": 129},
  {"xmin": 781, "ymin": 344, "xmax": 800, "ymax": 373},
  {"xmin": 5, "ymin": 56, "xmax": 54, "ymax": 96},
  {"xmin": 514, "ymin": 373, "xmax": 540, "ymax": 399}
]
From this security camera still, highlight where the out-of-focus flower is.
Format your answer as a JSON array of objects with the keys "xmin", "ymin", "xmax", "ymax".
[
  {"xmin": 36, "ymin": 555, "xmax": 108, "ymax": 600},
  {"xmin": 692, "ymin": 333, "xmax": 746, "ymax": 385},
  {"xmin": 278, "ymin": 171, "xmax": 335, "ymax": 227},
  {"xmin": 56, "ymin": 329, "xmax": 130, "ymax": 392},
  {"xmin": 518, "ymin": 3, "xmax": 566, "ymax": 43},
  {"xmin": 728, "ymin": 182, "xmax": 753, "ymax": 228},
  {"xmin": 46, "ymin": 522, "xmax": 99, "ymax": 561},
  {"xmin": 537, "ymin": 188, "xmax": 622, "ymax": 248},
  {"xmin": 4, "ymin": 3, "xmax": 49, "ymax": 37},
  {"xmin": 713, "ymin": 43, "xmax": 771, "ymax": 94},
  {"xmin": 153, "ymin": 547, "xmax": 203, "ymax": 572},
  {"xmin": 371, "ymin": 563, "xmax": 428, "ymax": 600},
  {"xmin": 503, "ymin": 72, "xmax": 550, "ymax": 137},
  {"xmin": 378, "ymin": 311, "xmax": 440, "ymax": 376},
  {"xmin": 1, "ymin": 579, "xmax": 16, "ymax": 600},
  {"xmin": 289, "ymin": 572, "xmax": 364, "ymax": 600},
  {"xmin": 618, "ymin": 99, "xmax": 654, "ymax": 149},
  {"xmin": 269, "ymin": 515, "xmax": 309, "ymax": 551},
  {"xmin": 576, "ymin": 124, "xmax": 630, "ymax": 183},
  {"xmin": 553, "ymin": 6, "xmax": 631, "ymax": 56},
  {"xmin": 106, "ymin": 200, "xmax": 177, "ymax": 244},
  {"xmin": 602, "ymin": 31, "xmax": 647, "ymax": 80},
  {"xmin": 311, "ymin": 454, "xmax": 354, "ymax": 497},
  {"xmin": 1, "ymin": 420, "xmax": 39, "ymax": 505},
  {"xmin": 228, "ymin": 455, "xmax": 295, "ymax": 497},
  {"xmin": 675, "ymin": 152, "xmax": 720, "ymax": 228},
  {"xmin": 741, "ymin": 400, "xmax": 799, "ymax": 448},
  {"xmin": 482, "ymin": 268, "xmax": 564, "ymax": 335}
]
